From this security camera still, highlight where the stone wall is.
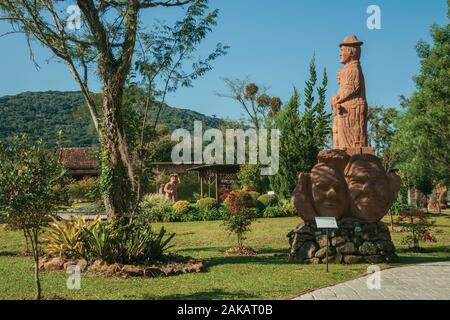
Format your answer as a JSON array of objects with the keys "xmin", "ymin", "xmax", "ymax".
[{"xmin": 287, "ymin": 221, "xmax": 398, "ymax": 264}]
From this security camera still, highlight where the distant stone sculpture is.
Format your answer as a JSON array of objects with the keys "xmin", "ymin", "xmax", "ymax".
[
  {"xmin": 437, "ymin": 184, "xmax": 448, "ymax": 209},
  {"xmin": 159, "ymin": 184, "xmax": 165, "ymax": 195},
  {"xmin": 163, "ymin": 173, "xmax": 181, "ymax": 202},
  {"xmin": 292, "ymin": 150, "xmax": 401, "ymax": 223},
  {"xmin": 428, "ymin": 184, "xmax": 448, "ymax": 211},
  {"xmin": 331, "ymin": 35, "xmax": 370, "ymax": 153}
]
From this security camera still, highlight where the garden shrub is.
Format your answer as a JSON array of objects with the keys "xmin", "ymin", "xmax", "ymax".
[
  {"xmin": 44, "ymin": 216, "xmax": 175, "ymax": 264},
  {"xmin": 0, "ymin": 134, "xmax": 68, "ymax": 300},
  {"xmin": 230, "ymin": 189, "xmax": 257, "ymax": 207},
  {"xmin": 196, "ymin": 197, "xmax": 218, "ymax": 210},
  {"xmin": 279, "ymin": 198, "xmax": 296, "ymax": 216},
  {"xmin": 43, "ymin": 216, "xmax": 96, "ymax": 258},
  {"xmin": 221, "ymin": 190, "xmax": 258, "ymax": 249},
  {"xmin": 237, "ymin": 164, "xmax": 269, "ymax": 192},
  {"xmin": 263, "ymin": 205, "xmax": 284, "ymax": 218},
  {"xmin": 396, "ymin": 209, "xmax": 436, "ymax": 251},
  {"xmin": 173, "ymin": 200, "xmax": 191, "ymax": 215},
  {"xmin": 200, "ymin": 207, "xmax": 227, "ymax": 221},
  {"xmin": 68, "ymin": 177, "xmax": 99, "ymax": 202},
  {"xmin": 390, "ymin": 199, "xmax": 415, "ymax": 215},
  {"xmin": 257, "ymin": 194, "xmax": 277, "ymax": 208},
  {"xmin": 140, "ymin": 193, "xmax": 174, "ymax": 222},
  {"xmin": 248, "ymin": 191, "xmax": 260, "ymax": 201},
  {"xmin": 261, "ymin": 199, "xmax": 295, "ymax": 218}
]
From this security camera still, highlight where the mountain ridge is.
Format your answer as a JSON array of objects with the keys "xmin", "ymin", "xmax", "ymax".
[{"xmin": 0, "ymin": 90, "xmax": 224, "ymax": 147}]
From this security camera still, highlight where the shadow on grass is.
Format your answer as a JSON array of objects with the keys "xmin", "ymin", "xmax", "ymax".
[
  {"xmin": 0, "ymin": 251, "xmax": 18, "ymax": 257},
  {"xmin": 397, "ymin": 255, "xmax": 450, "ymax": 264},
  {"xmin": 397, "ymin": 245, "xmax": 450, "ymax": 264},
  {"xmin": 143, "ymin": 288, "xmax": 258, "ymax": 300},
  {"xmin": 176, "ymin": 246, "xmax": 290, "ymax": 267},
  {"xmin": 204, "ymin": 251, "xmax": 290, "ymax": 268}
]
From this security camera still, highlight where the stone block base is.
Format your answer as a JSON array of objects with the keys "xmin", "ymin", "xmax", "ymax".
[{"xmin": 287, "ymin": 221, "xmax": 398, "ymax": 264}]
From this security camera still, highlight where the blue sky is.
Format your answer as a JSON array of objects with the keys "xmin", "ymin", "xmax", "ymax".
[{"xmin": 0, "ymin": 0, "xmax": 447, "ymax": 119}]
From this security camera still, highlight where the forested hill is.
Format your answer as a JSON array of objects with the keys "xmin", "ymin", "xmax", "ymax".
[{"xmin": 0, "ymin": 91, "xmax": 224, "ymax": 147}]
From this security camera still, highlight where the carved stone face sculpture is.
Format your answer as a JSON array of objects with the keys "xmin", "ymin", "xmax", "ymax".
[
  {"xmin": 345, "ymin": 154, "xmax": 399, "ymax": 221},
  {"xmin": 291, "ymin": 172, "xmax": 316, "ymax": 224},
  {"xmin": 310, "ymin": 150, "xmax": 350, "ymax": 219},
  {"xmin": 291, "ymin": 150, "xmax": 350, "ymax": 223}
]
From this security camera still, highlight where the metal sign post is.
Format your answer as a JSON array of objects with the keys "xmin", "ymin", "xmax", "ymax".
[{"xmin": 315, "ymin": 217, "xmax": 338, "ymax": 273}]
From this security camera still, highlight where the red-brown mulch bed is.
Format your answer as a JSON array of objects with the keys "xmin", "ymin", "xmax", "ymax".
[{"xmin": 38, "ymin": 253, "xmax": 204, "ymax": 278}]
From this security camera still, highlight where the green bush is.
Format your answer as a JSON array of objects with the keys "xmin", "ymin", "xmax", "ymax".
[
  {"xmin": 173, "ymin": 200, "xmax": 191, "ymax": 215},
  {"xmin": 140, "ymin": 193, "xmax": 174, "ymax": 222},
  {"xmin": 248, "ymin": 191, "xmax": 260, "ymax": 201},
  {"xmin": 200, "ymin": 207, "xmax": 227, "ymax": 221},
  {"xmin": 43, "ymin": 216, "xmax": 174, "ymax": 264},
  {"xmin": 390, "ymin": 199, "xmax": 415, "ymax": 215},
  {"xmin": 68, "ymin": 177, "xmax": 99, "ymax": 202},
  {"xmin": 222, "ymin": 190, "xmax": 259, "ymax": 249},
  {"xmin": 279, "ymin": 198, "xmax": 296, "ymax": 216},
  {"xmin": 257, "ymin": 194, "xmax": 277, "ymax": 208},
  {"xmin": 196, "ymin": 197, "xmax": 218, "ymax": 210},
  {"xmin": 237, "ymin": 164, "xmax": 269, "ymax": 192},
  {"xmin": 263, "ymin": 205, "xmax": 283, "ymax": 218},
  {"xmin": 396, "ymin": 209, "xmax": 436, "ymax": 251},
  {"xmin": 261, "ymin": 199, "xmax": 295, "ymax": 218},
  {"xmin": 223, "ymin": 207, "xmax": 257, "ymax": 249},
  {"xmin": 231, "ymin": 189, "xmax": 257, "ymax": 206}
]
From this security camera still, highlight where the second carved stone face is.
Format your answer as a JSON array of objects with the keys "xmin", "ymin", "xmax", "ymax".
[
  {"xmin": 311, "ymin": 162, "xmax": 348, "ymax": 219},
  {"xmin": 345, "ymin": 155, "xmax": 391, "ymax": 221}
]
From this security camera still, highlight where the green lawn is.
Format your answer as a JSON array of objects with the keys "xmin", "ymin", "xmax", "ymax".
[{"xmin": 1, "ymin": 212, "xmax": 449, "ymax": 300}]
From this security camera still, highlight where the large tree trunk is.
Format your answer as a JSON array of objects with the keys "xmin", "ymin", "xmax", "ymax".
[{"xmin": 101, "ymin": 79, "xmax": 137, "ymax": 219}]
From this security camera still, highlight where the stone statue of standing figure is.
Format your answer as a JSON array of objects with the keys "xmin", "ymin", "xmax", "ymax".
[
  {"xmin": 331, "ymin": 35, "xmax": 368, "ymax": 151},
  {"xmin": 163, "ymin": 173, "xmax": 181, "ymax": 202},
  {"xmin": 291, "ymin": 35, "xmax": 401, "ymax": 224}
]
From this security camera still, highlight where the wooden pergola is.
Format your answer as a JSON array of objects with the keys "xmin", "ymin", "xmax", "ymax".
[
  {"xmin": 186, "ymin": 164, "xmax": 240, "ymax": 200},
  {"xmin": 149, "ymin": 162, "xmax": 241, "ymax": 200}
]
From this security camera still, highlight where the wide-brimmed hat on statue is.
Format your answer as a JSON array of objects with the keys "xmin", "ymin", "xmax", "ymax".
[{"xmin": 339, "ymin": 35, "xmax": 363, "ymax": 47}]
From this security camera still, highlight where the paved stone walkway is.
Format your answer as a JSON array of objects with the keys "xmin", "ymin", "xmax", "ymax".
[{"xmin": 294, "ymin": 262, "xmax": 450, "ymax": 300}]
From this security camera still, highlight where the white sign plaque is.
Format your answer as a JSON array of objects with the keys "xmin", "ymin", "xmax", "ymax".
[{"xmin": 315, "ymin": 217, "xmax": 338, "ymax": 229}]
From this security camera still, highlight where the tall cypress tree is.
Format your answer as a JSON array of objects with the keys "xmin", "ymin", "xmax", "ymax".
[
  {"xmin": 301, "ymin": 56, "xmax": 319, "ymax": 170},
  {"xmin": 314, "ymin": 68, "xmax": 330, "ymax": 149},
  {"xmin": 268, "ymin": 56, "xmax": 331, "ymax": 198},
  {"xmin": 269, "ymin": 89, "xmax": 303, "ymax": 198}
]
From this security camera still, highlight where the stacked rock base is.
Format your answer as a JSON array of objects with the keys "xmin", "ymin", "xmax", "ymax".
[{"xmin": 287, "ymin": 221, "xmax": 398, "ymax": 264}]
